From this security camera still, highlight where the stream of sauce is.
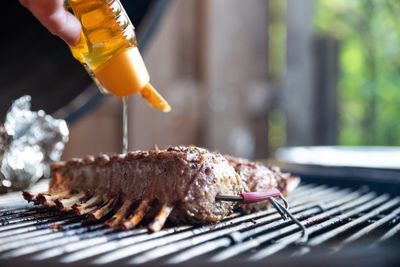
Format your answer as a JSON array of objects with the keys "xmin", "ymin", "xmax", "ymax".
[{"xmin": 122, "ymin": 96, "xmax": 128, "ymax": 154}]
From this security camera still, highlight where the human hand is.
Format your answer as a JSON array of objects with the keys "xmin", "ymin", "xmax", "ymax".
[{"xmin": 19, "ymin": 0, "xmax": 81, "ymax": 45}]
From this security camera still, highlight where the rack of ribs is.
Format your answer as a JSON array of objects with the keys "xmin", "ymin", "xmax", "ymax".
[{"xmin": 23, "ymin": 146, "xmax": 299, "ymax": 232}]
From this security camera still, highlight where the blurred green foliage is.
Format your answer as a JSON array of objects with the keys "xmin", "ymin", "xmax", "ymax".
[
  {"xmin": 268, "ymin": 0, "xmax": 286, "ymax": 82},
  {"xmin": 314, "ymin": 0, "xmax": 400, "ymax": 145}
]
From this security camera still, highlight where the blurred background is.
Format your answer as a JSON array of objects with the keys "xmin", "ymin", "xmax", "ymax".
[{"xmin": 1, "ymin": 0, "xmax": 399, "ymax": 160}]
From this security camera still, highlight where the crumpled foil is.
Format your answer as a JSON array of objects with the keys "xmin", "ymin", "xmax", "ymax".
[
  {"xmin": 0, "ymin": 96, "xmax": 69, "ymax": 191},
  {"xmin": 0, "ymin": 126, "xmax": 10, "ymax": 167}
]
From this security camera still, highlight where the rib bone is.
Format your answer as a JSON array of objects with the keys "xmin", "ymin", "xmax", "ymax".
[
  {"xmin": 89, "ymin": 198, "xmax": 116, "ymax": 220},
  {"xmin": 56, "ymin": 192, "xmax": 86, "ymax": 211},
  {"xmin": 148, "ymin": 204, "xmax": 174, "ymax": 232},
  {"xmin": 122, "ymin": 200, "xmax": 150, "ymax": 230},
  {"xmin": 105, "ymin": 199, "xmax": 133, "ymax": 227},
  {"xmin": 22, "ymin": 191, "xmax": 40, "ymax": 204},
  {"xmin": 37, "ymin": 191, "xmax": 70, "ymax": 206},
  {"xmin": 73, "ymin": 196, "xmax": 102, "ymax": 215}
]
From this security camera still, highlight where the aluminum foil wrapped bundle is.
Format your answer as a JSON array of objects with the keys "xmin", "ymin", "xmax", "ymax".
[
  {"xmin": 0, "ymin": 96, "xmax": 69, "ymax": 192},
  {"xmin": 0, "ymin": 126, "xmax": 10, "ymax": 167}
]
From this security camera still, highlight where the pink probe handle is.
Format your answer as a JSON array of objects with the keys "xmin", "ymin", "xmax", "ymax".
[{"xmin": 240, "ymin": 188, "xmax": 282, "ymax": 204}]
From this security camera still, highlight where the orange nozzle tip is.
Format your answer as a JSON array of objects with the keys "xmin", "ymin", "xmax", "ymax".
[
  {"xmin": 162, "ymin": 104, "xmax": 172, "ymax": 113},
  {"xmin": 140, "ymin": 83, "xmax": 172, "ymax": 112}
]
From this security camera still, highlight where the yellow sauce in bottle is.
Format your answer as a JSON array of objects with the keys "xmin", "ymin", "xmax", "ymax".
[{"xmin": 67, "ymin": 0, "xmax": 171, "ymax": 112}]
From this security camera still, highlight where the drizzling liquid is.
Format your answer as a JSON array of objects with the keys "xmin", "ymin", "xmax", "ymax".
[{"xmin": 122, "ymin": 96, "xmax": 128, "ymax": 154}]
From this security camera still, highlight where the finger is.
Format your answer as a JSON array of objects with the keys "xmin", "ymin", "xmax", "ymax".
[{"xmin": 19, "ymin": 0, "xmax": 81, "ymax": 45}]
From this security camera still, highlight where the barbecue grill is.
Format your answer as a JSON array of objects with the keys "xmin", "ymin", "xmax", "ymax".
[{"xmin": 1, "ymin": 148, "xmax": 399, "ymax": 267}]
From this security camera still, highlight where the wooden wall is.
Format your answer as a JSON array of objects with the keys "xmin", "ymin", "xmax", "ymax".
[{"xmin": 129, "ymin": 0, "xmax": 270, "ymax": 159}]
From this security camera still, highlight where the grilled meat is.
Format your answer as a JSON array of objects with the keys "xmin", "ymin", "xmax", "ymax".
[
  {"xmin": 225, "ymin": 155, "xmax": 300, "ymax": 213},
  {"xmin": 23, "ymin": 146, "xmax": 299, "ymax": 231},
  {"xmin": 24, "ymin": 146, "xmax": 241, "ymax": 231}
]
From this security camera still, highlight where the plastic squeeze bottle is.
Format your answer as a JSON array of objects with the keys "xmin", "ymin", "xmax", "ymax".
[{"xmin": 66, "ymin": 0, "xmax": 171, "ymax": 112}]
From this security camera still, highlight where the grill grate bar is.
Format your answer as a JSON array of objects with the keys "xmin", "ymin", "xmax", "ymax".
[
  {"xmin": 249, "ymin": 194, "xmax": 394, "ymax": 261},
  {"xmin": 80, "ymin": 187, "xmax": 364, "ymax": 264},
  {"xmin": 238, "ymin": 189, "xmax": 358, "ymax": 240},
  {"xmin": 0, "ymin": 225, "xmax": 115, "ymax": 259},
  {"xmin": 0, "ymin": 209, "xmax": 67, "ymax": 227},
  {"xmin": 210, "ymin": 192, "xmax": 379, "ymax": 262},
  {"xmin": 343, "ymin": 206, "xmax": 400, "ymax": 245},
  {"xmin": 36, "ymin": 211, "xmax": 287, "ymax": 262},
  {"xmin": 84, "ymin": 213, "xmax": 288, "ymax": 264},
  {"xmin": 32, "ymin": 228, "xmax": 150, "ymax": 261},
  {"xmin": 245, "ymin": 194, "xmax": 394, "ymax": 261},
  {"xmin": 248, "ymin": 232, "xmax": 303, "ymax": 261},
  {"xmin": 139, "ymin": 207, "xmax": 320, "ymax": 265},
  {"xmin": 59, "ymin": 226, "xmax": 192, "ymax": 263},
  {"xmin": 375, "ymin": 221, "xmax": 400, "ymax": 244},
  {"xmin": 0, "ymin": 183, "xmax": 398, "ymax": 265},
  {"xmin": 0, "ymin": 208, "xmax": 54, "ymax": 223},
  {"xmin": 166, "ymin": 187, "xmax": 358, "ymax": 264},
  {"xmin": 69, "ymin": 186, "xmax": 334, "ymax": 264},
  {"xmin": 285, "ymin": 183, "xmax": 316, "ymax": 194},
  {"xmin": 306, "ymin": 196, "xmax": 400, "ymax": 247},
  {"xmin": 287, "ymin": 187, "xmax": 350, "ymax": 208},
  {"xmin": 0, "ymin": 217, "xmax": 83, "ymax": 246},
  {"xmin": 0, "ymin": 184, "xmax": 316, "ymax": 262},
  {"xmin": 286, "ymin": 185, "xmax": 330, "ymax": 201},
  {"xmin": 0, "ymin": 222, "xmax": 106, "ymax": 254},
  {"xmin": 57, "ymin": 192, "xmax": 311, "ymax": 264},
  {"xmin": 44, "ymin": 212, "xmax": 280, "ymax": 263},
  {"xmin": 167, "ymin": 238, "xmax": 232, "ymax": 264},
  {"xmin": 0, "ymin": 214, "xmax": 80, "ymax": 238},
  {"xmin": 0, "ymin": 206, "xmax": 48, "ymax": 217},
  {"xmin": 166, "ymin": 189, "xmax": 361, "ymax": 264}
]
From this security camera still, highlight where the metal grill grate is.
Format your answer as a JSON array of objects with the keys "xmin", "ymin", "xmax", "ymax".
[{"xmin": 0, "ymin": 180, "xmax": 399, "ymax": 266}]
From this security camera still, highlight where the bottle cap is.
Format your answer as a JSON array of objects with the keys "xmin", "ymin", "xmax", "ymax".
[
  {"xmin": 94, "ymin": 47, "xmax": 149, "ymax": 97},
  {"xmin": 93, "ymin": 47, "xmax": 171, "ymax": 112}
]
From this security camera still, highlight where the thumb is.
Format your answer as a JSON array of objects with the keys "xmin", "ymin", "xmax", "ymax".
[{"xmin": 46, "ymin": 8, "xmax": 82, "ymax": 45}]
